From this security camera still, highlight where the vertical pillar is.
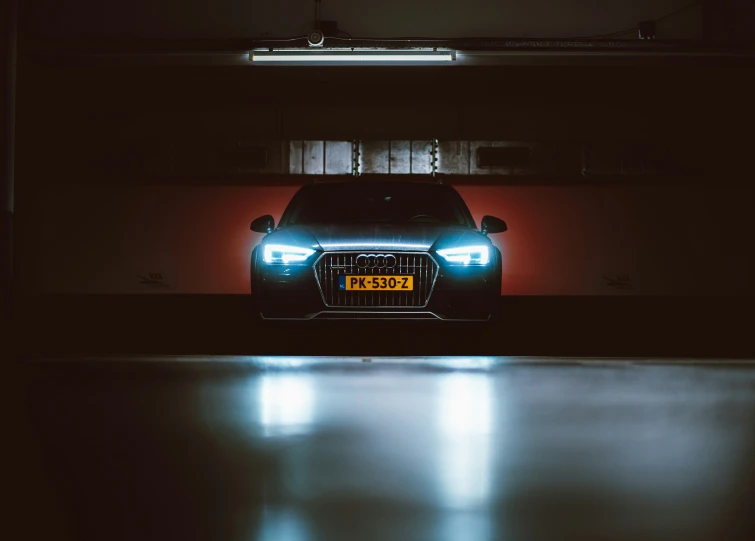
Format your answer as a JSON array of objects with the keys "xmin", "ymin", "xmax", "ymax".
[
  {"xmin": 1, "ymin": 0, "xmax": 18, "ymax": 305},
  {"xmin": 4, "ymin": 10, "xmax": 72, "ymax": 541}
]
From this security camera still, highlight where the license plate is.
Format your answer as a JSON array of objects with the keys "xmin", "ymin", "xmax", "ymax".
[{"xmin": 339, "ymin": 275, "xmax": 414, "ymax": 291}]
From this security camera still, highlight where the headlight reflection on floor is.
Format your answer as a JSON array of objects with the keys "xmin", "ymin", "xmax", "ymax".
[
  {"xmin": 258, "ymin": 374, "xmax": 316, "ymax": 437},
  {"xmin": 437, "ymin": 372, "xmax": 495, "ymax": 509},
  {"xmin": 254, "ymin": 507, "xmax": 311, "ymax": 541}
]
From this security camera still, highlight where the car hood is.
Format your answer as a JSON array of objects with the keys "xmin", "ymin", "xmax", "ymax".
[{"xmin": 263, "ymin": 223, "xmax": 489, "ymax": 252}]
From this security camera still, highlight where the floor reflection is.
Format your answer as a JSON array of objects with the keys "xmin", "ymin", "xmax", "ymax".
[
  {"xmin": 258, "ymin": 373, "xmax": 316, "ymax": 437},
  {"xmin": 436, "ymin": 372, "xmax": 494, "ymax": 510},
  {"xmin": 255, "ymin": 507, "xmax": 310, "ymax": 541},
  {"xmin": 25, "ymin": 357, "xmax": 755, "ymax": 541},
  {"xmin": 437, "ymin": 511, "xmax": 493, "ymax": 541}
]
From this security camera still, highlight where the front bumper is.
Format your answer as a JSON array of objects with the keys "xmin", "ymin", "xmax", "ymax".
[{"xmin": 253, "ymin": 253, "xmax": 499, "ymax": 321}]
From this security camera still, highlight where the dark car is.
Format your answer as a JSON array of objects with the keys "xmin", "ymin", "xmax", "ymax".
[{"xmin": 250, "ymin": 180, "xmax": 507, "ymax": 320}]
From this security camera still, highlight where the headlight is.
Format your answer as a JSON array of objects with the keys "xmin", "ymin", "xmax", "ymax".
[
  {"xmin": 263, "ymin": 244, "xmax": 316, "ymax": 264},
  {"xmin": 436, "ymin": 245, "xmax": 490, "ymax": 266}
]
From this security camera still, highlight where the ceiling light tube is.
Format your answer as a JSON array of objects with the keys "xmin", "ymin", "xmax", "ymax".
[{"xmin": 250, "ymin": 49, "xmax": 456, "ymax": 63}]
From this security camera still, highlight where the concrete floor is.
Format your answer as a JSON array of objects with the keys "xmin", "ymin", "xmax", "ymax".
[{"xmin": 23, "ymin": 357, "xmax": 755, "ymax": 541}]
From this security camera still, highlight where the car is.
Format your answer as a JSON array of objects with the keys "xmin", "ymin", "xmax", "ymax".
[{"xmin": 250, "ymin": 180, "xmax": 507, "ymax": 321}]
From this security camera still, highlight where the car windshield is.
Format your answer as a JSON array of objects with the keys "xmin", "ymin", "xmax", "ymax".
[{"xmin": 281, "ymin": 183, "xmax": 474, "ymax": 226}]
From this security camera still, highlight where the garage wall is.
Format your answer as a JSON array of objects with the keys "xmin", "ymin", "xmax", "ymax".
[
  {"xmin": 14, "ymin": 60, "xmax": 754, "ymax": 298},
  {"xmin": 15, "ymin": 182, "xmax": 753, "ymax": 296}
]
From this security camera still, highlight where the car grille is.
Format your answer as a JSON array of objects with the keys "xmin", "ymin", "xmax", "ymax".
[{"xmin": 315, "ymin": 252, "xmax": 438, "ymax": 308}]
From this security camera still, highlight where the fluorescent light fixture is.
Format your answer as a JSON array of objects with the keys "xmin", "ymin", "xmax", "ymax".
[
  {"xmin": 436, "ymin": 245, "xmax": 490, "ymax": 266},
  {"xmin": 250, "ymin": 49, "xmax": 456, "ymax": 63},
  {"xmin": 263, "ymin": 244, "xmax": 316, "ymax": 264}
]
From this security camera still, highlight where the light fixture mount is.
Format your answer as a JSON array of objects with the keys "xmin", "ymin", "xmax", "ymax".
[{"xmin": 307, "ymin": 30, "xmax": 325, "ymax": 47}]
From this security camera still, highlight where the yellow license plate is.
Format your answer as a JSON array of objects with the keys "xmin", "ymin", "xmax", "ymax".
[{"xmin": 339, "ymin": 275, "xmax": 414, "ymax": 291}]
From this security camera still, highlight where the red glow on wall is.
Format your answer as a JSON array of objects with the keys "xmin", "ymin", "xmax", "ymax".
[
  {"xmin": 174, "ymin": 186, "xmax": 301, "ymax": 294},
  {"xmin": 22, "ymin": 182, "xmax": 752, "ymax": 296}
]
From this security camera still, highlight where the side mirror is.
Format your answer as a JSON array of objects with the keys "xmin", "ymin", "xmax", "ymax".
[
  {"xmin": 251, "ymin": 215, "xmax": 275, "ymax": 233},
  {"xmin": 481, "ymin": 215, "xmax": 507, "ymax": 235}
]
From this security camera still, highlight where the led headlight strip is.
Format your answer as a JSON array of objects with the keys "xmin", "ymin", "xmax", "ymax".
[
  {"xmin": 263, "ymin": 244, "xmax": 316, "ymax": 264},
  {"xmin": 436, "ymin": 246, "xmax": 490, "ymax": 266}
]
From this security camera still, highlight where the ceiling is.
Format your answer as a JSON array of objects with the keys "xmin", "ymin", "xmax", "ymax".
[{"xmin": 22, "ymin": 0, "xmax": 704, "ymax": 41}]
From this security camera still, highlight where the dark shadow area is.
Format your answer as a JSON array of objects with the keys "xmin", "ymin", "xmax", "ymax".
[
  {"xmin": 12, "ymin": 294, "xmax": 755, "ymax": 357},
  {"xmin": 24, "ymin": 362, "xmax": 281, "ymax": 541}
]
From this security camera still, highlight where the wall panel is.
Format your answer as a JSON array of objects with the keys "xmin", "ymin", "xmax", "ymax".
[{"xmin": 16, "ymin": 182, "xmax": 753, "ymax": 296}]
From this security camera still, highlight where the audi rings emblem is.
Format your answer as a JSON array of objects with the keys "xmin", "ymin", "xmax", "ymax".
[{"xmin": 356, "ymin": 254, "xmax": 397, "ymax": 269}]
